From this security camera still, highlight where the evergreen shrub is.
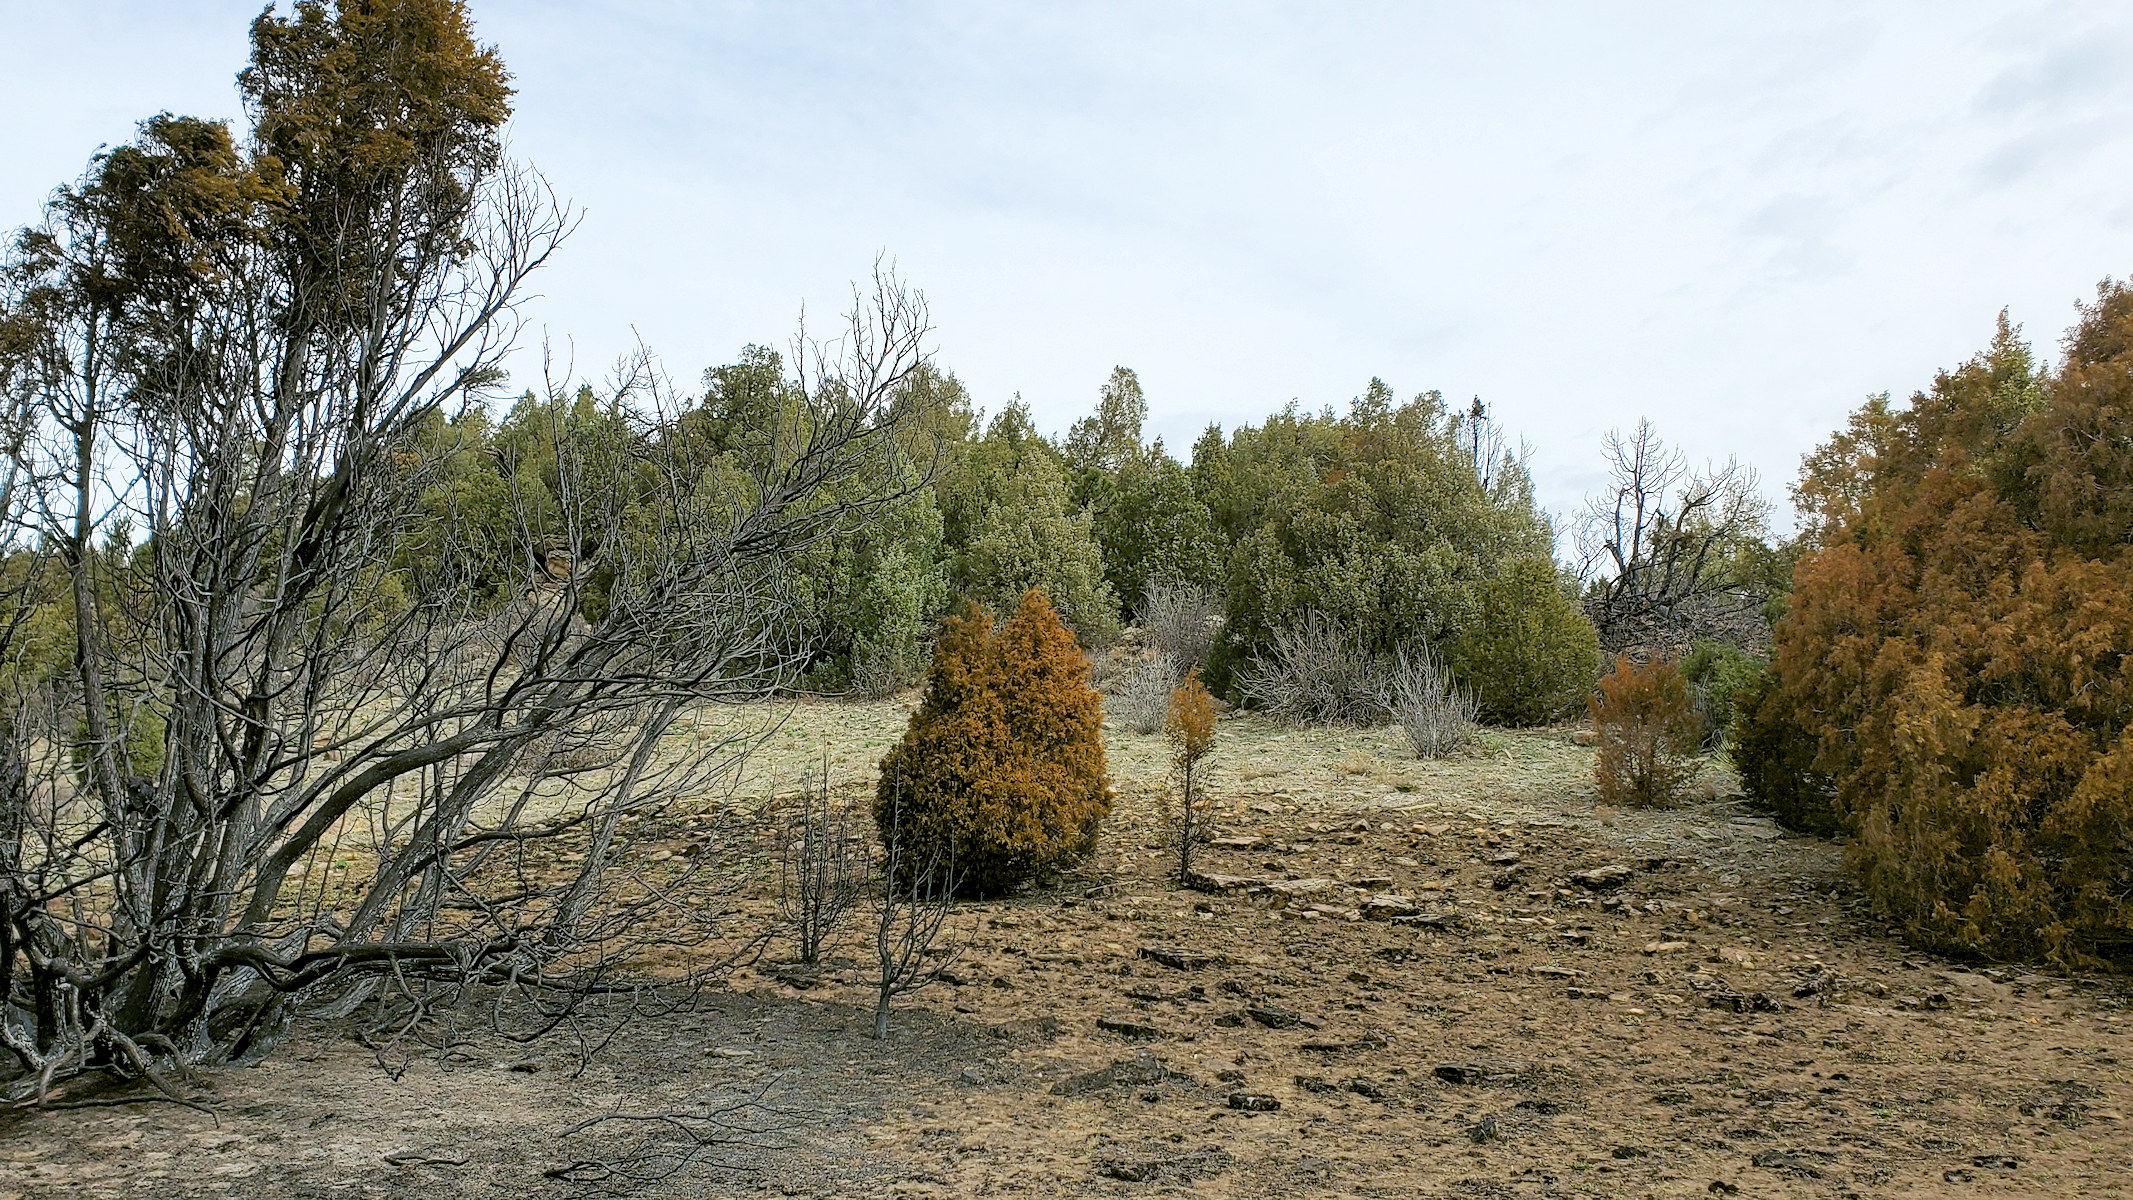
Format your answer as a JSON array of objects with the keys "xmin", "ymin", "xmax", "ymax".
[
  {"xmin": 1590, "ymin": 654, "xmax": 1703, "ymax": 808},
  {"xmin": 875, "ymin": 589, "xmax": 1114, "ymax": 896}
]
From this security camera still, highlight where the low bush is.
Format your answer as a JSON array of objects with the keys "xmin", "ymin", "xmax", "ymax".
[
  {"xmin": 1237, "ymin": 611, "xmax": 1388, "ymax": 725},
  {"xmin": 1590, "ymin": 654, "xmax": 1703, "ymax": 807},
  {"xmin": 1679, "ymin": 639, "xmax": 1765, "ymax": 749},
  {"xmin": 875, "ymin": 589, "xmax": 1114, "ymax": 896},
  {"xmin": 1730, "ymin": 665, "xmax": 1838, "ymax": 834},
  {"xmin": 1389, "ymin": 643, "xmax": 1477, "ymax": 759},
  {"xmin": 1450, "ymin": 554, "xmax": 1601, "ymax": 725},
  {"xmin": 1106, "ymin": 656, "xmax": 1179, "ymax": 735}
]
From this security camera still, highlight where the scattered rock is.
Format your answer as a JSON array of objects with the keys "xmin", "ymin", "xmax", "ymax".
[
  {"xmin": 1706, "ymin": 990, "xmax": 1784, "ymax": 1014},
  {"xmin": 1529, "ymin": 965, "xmax": 1579, "ymax": 979},
  {"xmin": 1363, "ymin": 895, "xmax": 1419, "ymax": 920},
  {"xmin": 1294, "ymin": 1075, "xmax": 1340, "ymax": 1093},
  {"xmin": 1349, "ymin": 874, "xmax": 1395, "ymax": 889},
  {"xmin": 1644, "ymin": 940, "xmax": 1692, "ymax": 955},
  {"xmin": 1488, "ymin": 852, "xmax": 1521, "ymax": 867},
  {"xmin": 1971, "ymin": 1154, "xmax": 2023, "ymax": 1169},
  {"xmin": 1434, "ymin": 1063, "xmax": 1488, "ymax": 1085},
  {"xmin": 1246, "ymin": 1004, "xmax": 1305, "ymax": 1029},
  {"xmin": 1347, "ymin": 1077, "xmax": 1386, "ymax": 1099},
  {"xmin": 1092, "ymin": 1141, "xmax": 1233, "ymax": 1183},
  {"xmin": 1228, "ymin": 1092, "xmax": 1281, "ymax": 1111},
  {"xmin": 1096, "ymin": 1013, "xmax": 1172, "ymax": 1040},
  {"xmin": 1514, "ymin": 1099, "xmax": 1566, "ymax": 1115},
  {"xmin": 1751, "ymin": 1149, "xmax": 1832, "ymax": 1179},
  {"xmin": 1571, "ymin": 864, "xmax": 1633, "ymax": 890},
  {"xmin": 1250, "ymin": 878, "xmax": 1337, "ymax": 909},
  {"xmin": 1051, "ymin": 1050, "xmax": 1194, "ymax": 1096},
  {"xmin": 1468, "ymin": 1114, "xmax": 1499, "ymax": 1143},
  {"xmin": 1139, "ymin": 946, "xmax": 1223, "ymax": 970},
  {"xmin": 1716, "ymin": 946, "xmax": 1757, "ymax": 969}
]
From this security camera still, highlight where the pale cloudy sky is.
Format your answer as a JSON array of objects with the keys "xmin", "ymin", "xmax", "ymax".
[{"xmin": 5, "ymin": 2, "xmax": 2130, "ymax": 529}]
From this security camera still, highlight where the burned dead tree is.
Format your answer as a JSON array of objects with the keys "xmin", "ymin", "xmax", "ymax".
[
  {"xmin": 0, "ymin": 6, "xmax": 942, "ymax": 1102},
  {"xmin": 868, "ymin": 789, "xmax": 958, "ymax": 1040},
  {"xmin": 1574, "ymin": 420, "xmax": 1773, "ymax": 657}
]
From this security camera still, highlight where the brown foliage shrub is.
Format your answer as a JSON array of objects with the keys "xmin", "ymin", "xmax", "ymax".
[
  {"xmin": 1162, "ymin": 668, "xmax": 1219, "ymax": 881},
  {"xmin": 876, "ymin": 589, "xmax": 1114, "ymax": 896},
  {"xmin": 1590, "ymin": 654, "xmax": 1703, "ymax": 807},
  {"xmin": 1762, "ymin": 292, "xmax": 2133, "ymax": 966}
]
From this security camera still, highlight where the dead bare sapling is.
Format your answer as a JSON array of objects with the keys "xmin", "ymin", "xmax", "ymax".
[
  {"xmin": 778, "ymin": 759, "xmax": 862, "ymax": 967},
  {"xmin": 868, "ymin": 781, "xmax": 958, "ymax": 1040}
]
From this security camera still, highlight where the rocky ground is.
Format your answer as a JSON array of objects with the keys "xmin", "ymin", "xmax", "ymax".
[{"xmin": 6, "ymin": 702, "xmax": 2130, "ymax": 1199}]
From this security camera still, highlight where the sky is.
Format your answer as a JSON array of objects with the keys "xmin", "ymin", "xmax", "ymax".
[{"xmin": 4, "ymin": 2, "xmax": 2130, "ymax": 530}]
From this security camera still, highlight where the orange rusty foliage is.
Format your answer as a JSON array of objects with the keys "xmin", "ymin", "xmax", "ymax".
[
  {"xmin": 875, "ymin": 589, "xmax": 1114, "ymax": 896},
  {"xmin": 1590, "ymin": 654, "xmax": 1702, "ymax": 808},
  {"xmin": 1759, "ymin": 287, "xmax": 2133, "ymax": 967}
]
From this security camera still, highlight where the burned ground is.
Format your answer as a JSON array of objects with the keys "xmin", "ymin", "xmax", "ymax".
[{"xmin": 7, "ymin": 702, "xmax": 2128, "ymax": 1199}]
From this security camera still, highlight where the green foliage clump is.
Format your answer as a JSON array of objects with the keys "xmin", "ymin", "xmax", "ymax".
[
  {"xmin": 875, "ymin": 589, "xmax": 1114, "ymax": 896},
  {"xmin": 1448, "ymin": 555, "xmax": 1600, "ymax": 725},
  {"xmin": 941, "ymin": 403, "xmax": 1118, "ymax": 643},
  {"xmin": 1760, "ymin": 294, "xmax": 2133, "ymax": 966},
  {"xmin": 1193, "ymin": 382, "xmax": 1585, "ymax": 719},
  {"xmin": 1590, "ymin": 654, "xmax": 1703, "ymax": 808},
  {"xmin": 1679, "ymin": 639, "xmax": 1764, "ymax": 748},
  {"xmin": 1731, "ymin": 665, "xmax": 1838, "ymax": 834}
]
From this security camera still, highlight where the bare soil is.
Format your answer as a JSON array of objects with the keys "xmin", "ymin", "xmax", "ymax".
[{"xmin": 7, "ymin": 699, "xmax": 2130, "ymax": 1199}]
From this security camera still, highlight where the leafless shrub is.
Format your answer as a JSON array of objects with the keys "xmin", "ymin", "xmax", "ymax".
[
  {"xmin": 1238, "ymin": 612, "xmax": 1391, "ymax": 725},
  {"xmin": 1575, "ymin": 420, "xmax": 1773, "ymax": 656},
  {"xmin": 1107, "ymin": 656, "xmax": 1179, "ymax": 735},
  {"xmin": 0, "ymin": 126, "xmax": 943, "ymax": 1101},
  {"xmin": 546, "ymin": 1083, "xmax": 792, "ymax": 1196},
  {"xmin": 1139, "ymin": 578, "xmax": 1222, "ymax": 672},
  {"xmin": 778, "ymin": 766, "xmax": 862, "ymax": 966},
  {"xmin": 1388, "ymin": 643, "xmax": 1478, "ymax": 759},
  {"xmin": 869, "ymin": 791, "xmax": 959, "ymax": 1039}
]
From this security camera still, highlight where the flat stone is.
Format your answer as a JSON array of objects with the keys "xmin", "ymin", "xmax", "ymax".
[
  {"xmin": 1433, "ymin": 1063, "xmax": 1488, "ymax": 1085},
  {"xmin": 1246, "ymin": 1004, "xmax": 1305, "ymax": 1029},
  {"xmin": 1093, "ymin": 1142, "xmax": 1233, "ymax": 1183},
  {"xmin": 1249, "ymin": 878, "xmax": 1336, "ymax": 909},
  {"xmin": 1227, "ymin": 1092, "xmax": 1281, "ymax": 1111},
  {"xmin": 1183, "ymin": 870, "xmax": 1270, "ymax": 894},
  {"xmin": 1363, "ymin": 895, "xmax": 1419, "ymax": 920},
  {"xmin": 1349, "ymin": 875, "xmax": 1395, "ymax": 889},
  {"xmin": 1050, "ymin": 1049, "xmax": 1192, "ymax": 1096},
  {"xmin": 1643, "ymin": 940, "xmax": 1692, "ymax": 955},
  {"xmin": 1530, "ymin": 965, "xmax": 1580, "ymax": 979},
  {"xmin": 1096, "ymin": 1013, "xmax": 1172, "ymax": 1040},
  {"xmin": 1139, "ymin": 946, "xmax": 1223, "ymax": 970},
  {"xmin": 1571, "ymin": 864, "xmax": 1633, "ymax": 890}
]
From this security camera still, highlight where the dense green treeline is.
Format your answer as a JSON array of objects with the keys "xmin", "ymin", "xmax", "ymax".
[{"xmin": 333, "ymin": 355, "xmax": 1599, "ymax": 712}]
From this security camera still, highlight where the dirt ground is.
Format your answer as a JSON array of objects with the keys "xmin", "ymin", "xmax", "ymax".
[{"xmin": 7, "ymin": 698, "xmax": 2130, "ymax": 1199}]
